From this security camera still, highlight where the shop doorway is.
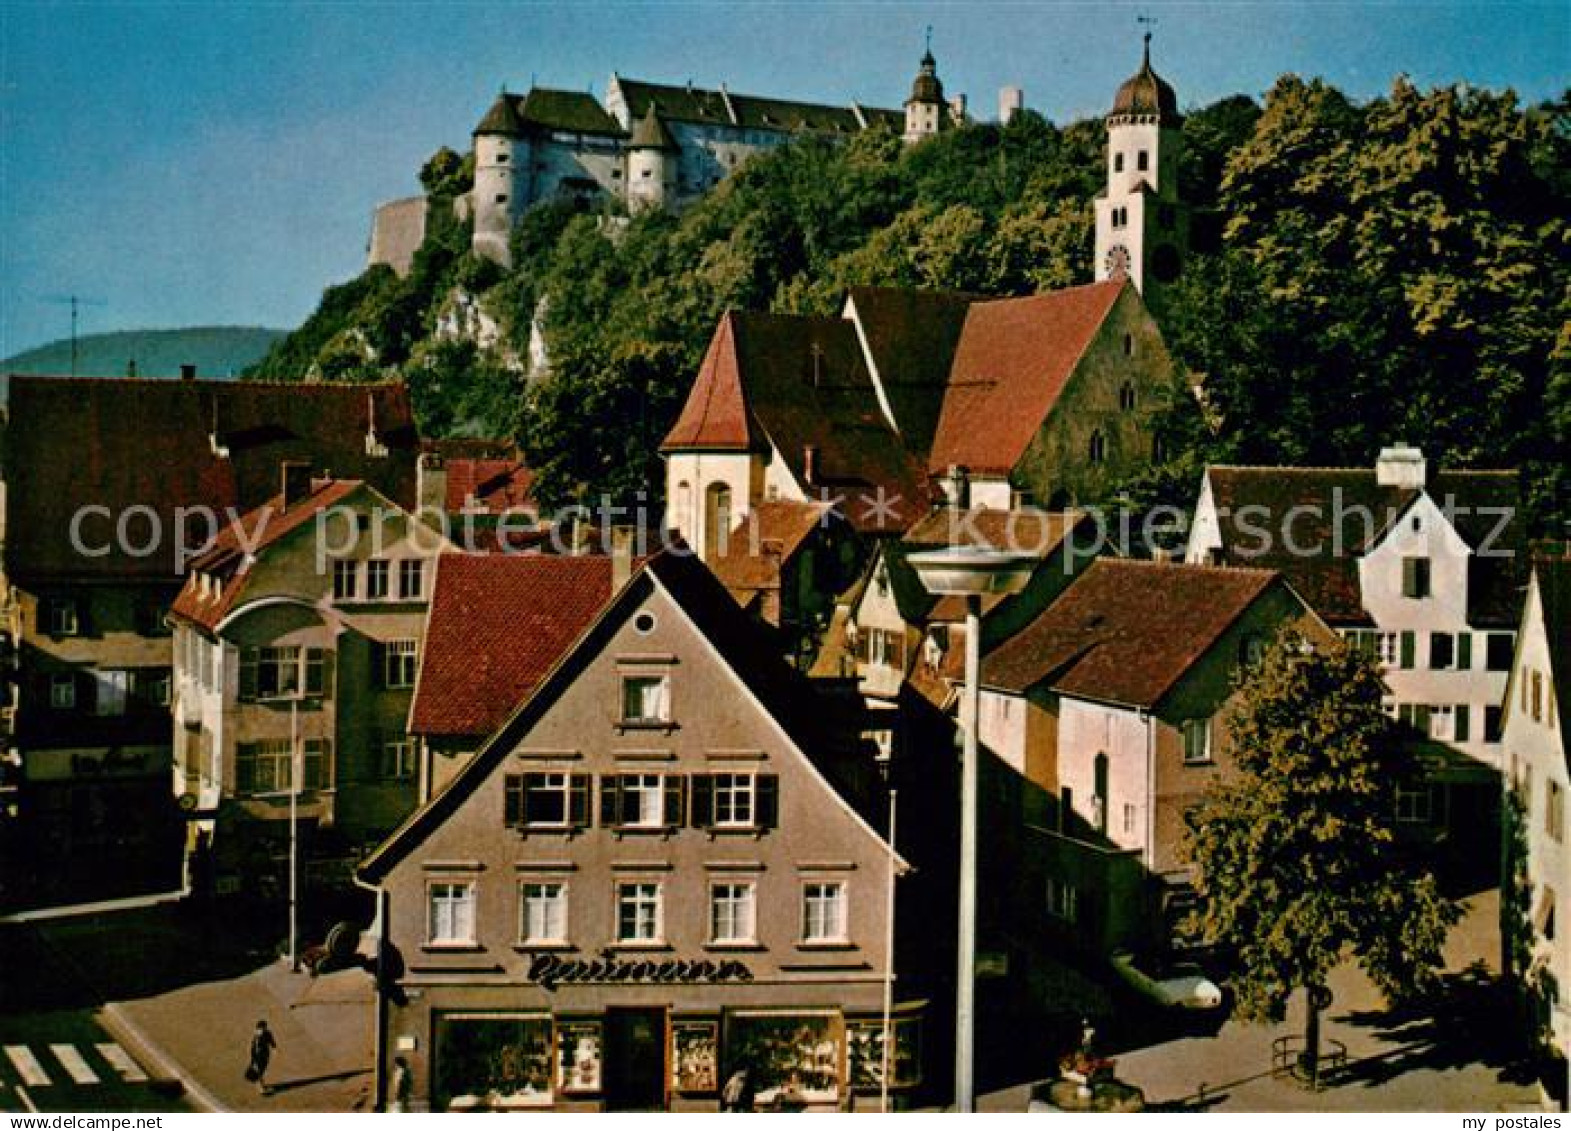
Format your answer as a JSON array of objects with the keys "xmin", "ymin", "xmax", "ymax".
[{"xmin": 604, "ymin": 1007, "xmax": 667, "ymax": 1110}]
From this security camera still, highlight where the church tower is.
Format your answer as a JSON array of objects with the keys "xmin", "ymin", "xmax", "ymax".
[
  {"xmin": 1093, "ymin": 33, "xmax": 1189, "ymax": 307},
  {"xmin": 472, "ymin": 90, "xmax": 529, "ymax": 267},
  {"xmin": 903, "ymin": 42, "xmax": 947, "ymax": 144}
]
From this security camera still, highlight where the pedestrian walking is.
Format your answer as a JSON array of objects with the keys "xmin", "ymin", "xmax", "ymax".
[
  {"xmin": 389, "ymin": 1056, "xmax": 413, "ymax": 1112},
  {"xmin": 246, "ymin": 1019, "xmax": 277, "ymax": 1095},
  {"xmin": 721, "ymin": 1065, "xmax": 754, "ymax": 1112}
]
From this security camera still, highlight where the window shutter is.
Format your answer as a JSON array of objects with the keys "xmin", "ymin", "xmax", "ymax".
[
  {"xmin": 1414, "ymin": 705, "xmax": 1431, "ymax": 735},
  {"xmin": 1455, "ymin": 704, "xmax": 1470, "ymax": 743},
  {"xmin": 691, "ymin": 774, "xmax": 714, "ymax": 827},
  {"xmin": 569, "ymin": 774, "xmax": 592, "ymax": 827},
  {"xmin": 1402, "ymin": 558, "xmax": 1418, "ymax": 598},
  {"xmin": 600, "ymin": 776, "xmax": 620, "ymax": 827},
  {"xmin": 1400, "ymin": 632, "xmax": 1416, "ymax": 669},
  {"xmin": 663, "ymin": 776, "xmax": 686, "ymax": 827},
  {"xmin": 1457, "ymin": 633, "xmax": 1472, "ymax": 670},
  {"xmin": 757, "ymin": 774, "xmax": 779, "ymax": 829},
  {"xmin": 371, "ymin": 641, "xmax": 386, "ymax": 690},
  {"xmin": 504, "ymin": 774, "xmax": 523, "ymax": 826},
  {"xmin": 305, "ymin": 648, "xmax": 325, "ymax": 696}
]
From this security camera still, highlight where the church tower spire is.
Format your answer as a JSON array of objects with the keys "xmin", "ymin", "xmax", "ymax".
[
  {"xmin": 903, "ymin": 29, "xmax": 948, "ymax": 144},
  {"xmin": 1093, "ymin": 24, "xmax": 1189, "ymax": 308}
]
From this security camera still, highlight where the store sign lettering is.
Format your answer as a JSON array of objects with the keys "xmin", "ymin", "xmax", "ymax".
[{"xmin": 528, "ymin": 951, "xmax": 752, "ymax": 991}]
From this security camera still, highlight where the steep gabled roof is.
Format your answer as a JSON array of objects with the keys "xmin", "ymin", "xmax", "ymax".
[
  {"xmin": 845, "ymin": 286, "xmax": 975, "ymax": 462},
  {"xmin": 1202, "ymin": 465, "xmax": 1526, "ymax": 626},
  {"xmin": 168, "ymin": 479, "xmax": 369, "ymax": 632},
  {"xmin": 709, "ymin": 499, "xmax": 834, "ymax": 600},
  {"xmin": 2, "ymin": 376, "xmax": 419, "ymax": 582},
  {"xmin": 614, "ymin": 77, "xmax": 899, "ymax": 134},
  {"xmin": 928, "ymin": 279, "xmax": 1128, "ymax": 475},
  {"xmin": 410, "ymin": 554, "xmax": 621, "ymax": 739},
  {"xmin": 982, "ymin": 559, "xmax": 1282, "ymax": 708},
  {"xmin": 444, "ymin": 458, "xmax": 536, "ymax": 515},
  {"xmin": 360, "ymin": 550, "xmax": 893, "ymax": 883},
  {"xmin": 629, "ymin": 104, "xmax": 679, "ymax": 151},
  {"xmin": 663, "ymin": 311, "xmax": 932, "ymax": 534}
]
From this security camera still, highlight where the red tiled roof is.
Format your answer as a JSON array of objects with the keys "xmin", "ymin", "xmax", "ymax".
[
  {"xmin": 409, "ymin": 554, "xmax": 622, "ymax": 738},
  {"xmin": 3, "ymin": 376, "xmax": 419, "ymax": 581},
  {"xmin": 445, "ymin": 459, "xmax": 536, "ymax": 514},
  {"xmin": 169, "ymin": 479, "xmax": 367, "ymax": 631},
  {"xmin": 663, "ymin": 311, "xmax": 932, "ymax": 533},
  {"xmin": 1203, "ymin": 465, "xmax": 1525, "ymax": 626},
  {"xmin": 982, "ymin": 559, "xmax": 1282, "ymax": 707},
  {"xmin": 929, "ymin": 279, "xmax": 1126, "ymax": 475},
  {"xmin": 710, "ymin": 500, "xmax": 833, "ymax": 598}
]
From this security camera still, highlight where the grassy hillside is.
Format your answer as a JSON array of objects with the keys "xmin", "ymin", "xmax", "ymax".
[{"xmin": 3, "ymin": 326, "xmax": 284, "ymax": 381}]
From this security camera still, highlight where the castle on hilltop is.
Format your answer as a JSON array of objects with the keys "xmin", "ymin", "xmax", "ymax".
[{"xmin": 368, "ymin": 39, "xmax": 1188, "ymax": 304}]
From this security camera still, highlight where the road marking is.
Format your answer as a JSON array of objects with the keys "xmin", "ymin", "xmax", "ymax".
[
  {"xmin": 95, "ymin": 1043, "xmax": 148, "ymax": 1083},
  {"xmin": 50, "ymin": 1044, "xmax": 99, "ymax": 1085},
  {"xmin": 3, "ymin": 1045, "xmax": 50, "ymax": 1087}
]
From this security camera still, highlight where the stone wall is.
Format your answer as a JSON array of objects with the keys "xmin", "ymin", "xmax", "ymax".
[{"xmin": 368, "ymin": 196, "xmax": 430, "ymax": 278}]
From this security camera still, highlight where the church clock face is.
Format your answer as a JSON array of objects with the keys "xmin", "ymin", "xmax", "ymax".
[{"xmin": 1104, "ymin": 244, "xmax": 1131, "ymax": 278}]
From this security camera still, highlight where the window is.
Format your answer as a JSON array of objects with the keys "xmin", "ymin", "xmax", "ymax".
[
  {"xmin": 1428, "ymin": 704, "xmax": 1456, "ymax": 741},
  {"xmin": 704, "ymin": 483, "xmax": 732, "ymax": 559},
  {"xmin": 692, "ymin": 773, "xmax": 778, "ymax": 829},
  {"xmin": 1485, "ymin": 704, "xmax": 1505, "ymax": 744},
  {"xmin": 617, "ymin": 882, "xmax": 663, "ymax": 943},
  {"xmin": 49, "ymin": 673, "xmax": 76, "ymax": 710},
  {"xmin": 383, "ymin": 640, "xmax": 418, "ymax": 689},
  {"xmin": 1045, "ymin": 876, "xmax": 1079, "ymax": 924},
  {"xmin": 428, "ymin": 881, "xmax": 476, "ymax": 945},
  {"xmin": 1088, "ymin": 430, "xmax": 1106, "ymax": 465},
  {"xmin": 1123, "ymin": 332, "xmax": 1134, "ymax": 357},
  {"xmin": 133, "ymin": 668, "xmax": 172, "ymax": 708},
  {"xmin": 520, "ymin": 882, "xmax": 568, "ymax": 945},
  {"xmin": 1531, "ymin": 671, "xmax": 1544, "ymax": 723},
  {"xmin": 802, "ymin": 882, "xmax": 847, "ymax": 943},
  {"xmin": 621, "ymin": 675, "xmax": 671, "ymax": 725},
  {"xmin": 1486, "ymin": 633, "xmax": 1515, "ymax": 671},
  {"xmin": 1402, "ymin": 557, "xmax": 1432, "ymax": 599},
  {"xmin": 504, "ymin": 772, "xmax": 591, "ymax": 829},
  {"xmin": 601, "ymin": 773, "xmax": 680, "ymax": 828},
  {"xmin": 366, "ymin": 559, "xmax": 390, "ymax": 600},
  {"xmin": 1122, "ymin": 803, "xmax": 1136, "ymax": 836},
  {"xmin": 44, "ymin": 598, "xmax": 79, "ymax": 636},
  {"xmin": 1398, "ymin": 631, "xmax": 1417, "ymax": 669},
  {"xmin": 398, "ymin": 559, "xmax": 425, "ymax": 601},
  {"xmin": 94, "ymin": 670, "xmax": 129, "ymax": 717},
  {"xmin": 710, "ymin": 882, "xmax": 757, "ymax": 944},
  {"xmin": 1238, "ymin": 634, "xmax": 1266, "ymax": 668},
  {"xmin": 1396, "ymin": 783, "xmax": 1433, "ymax": 824},
  {"xmin": 1119, "ymin": 382, "xmax": 1137, "ymax": 412},
  {"xmin": 332, "ymin": 560, "xmax": 358, "ymax": 601},
  {"xmin": 1113, "ymin": 152, "xmax": 1124, "ymax": 173},
  {"xmin": 241, "ymin": 646, "xmax": 302, "ymax": 700},
  {"xmin": 381, "ymin": 737, "xmax": 417, "ymax": 780},
  {"xmin": 1429, "ymin": 633, "xmax": 1454, "ymax": 670},
  {"xmin": 236, "ymin": 738, "xmax": 329, "ymax": 794},
  {"xmin": 1182, "ymin": 718, "xmax": 1212, "ymax": 764},
  {"xmin": 1137, "ymin": 149, "xmax": 1149, "ymax": 172},
  {"xmin": 1549, "ymin": 780, "xmax": 1565, "ymax": 844}
]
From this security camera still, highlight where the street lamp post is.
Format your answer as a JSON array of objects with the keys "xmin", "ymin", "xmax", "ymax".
[{"xmin": 906, "ymin": 545, "xmax": 1034, "ymax": 1113}]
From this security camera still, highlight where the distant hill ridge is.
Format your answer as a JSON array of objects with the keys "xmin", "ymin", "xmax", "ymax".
[{"xmin": 2, "ymin": 326, "xmax": 284, "ymax": 382}]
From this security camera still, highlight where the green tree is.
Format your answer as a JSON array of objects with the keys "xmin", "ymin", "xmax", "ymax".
[{"xmin": 1185, "ymin": 631, "xmax": 1460, "ymax": 1087}]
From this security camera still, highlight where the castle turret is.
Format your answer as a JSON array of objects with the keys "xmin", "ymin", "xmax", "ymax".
[
  {"xmin": 1093, "ymin": 33, "xmax": 1189, "ymax": 306},
  {"xmin": 903, "ymin": 48, "xmax": 947, "ymax": 144},
  {"xmin": 626, "ymin": 103, "xmax": 679, "ymax": 212},
  {"xmin": 472, "ymin": 90, "xmax": 528, "ymax": 267}
]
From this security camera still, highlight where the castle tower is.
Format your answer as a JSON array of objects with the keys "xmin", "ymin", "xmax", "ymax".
[
  {"xmin": 1093, "ymin": 34, "xmax": 1189, "ymax": 306},
  {"xmin": 472, "ymin": 90, "xmax": 528, "ymax": 267},
  {"xmin": 626, "ymin": 103, "xmax": 679, "ymax": 212},
  {"xmin": 903, "ymin": 45, "xmax": 947, "ymax": 144}
]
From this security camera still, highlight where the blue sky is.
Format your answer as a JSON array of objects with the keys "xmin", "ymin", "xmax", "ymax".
[{"xmin": 1, "ymin": 1, "xmax": 1566, "ymax": 359}]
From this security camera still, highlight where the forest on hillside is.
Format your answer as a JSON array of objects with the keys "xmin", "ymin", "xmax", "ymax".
[{"xmin": 249, "ymin": 75, "xmax": 1571, "ymax": 534}]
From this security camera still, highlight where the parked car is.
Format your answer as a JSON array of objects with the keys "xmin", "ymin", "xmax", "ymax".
[{"xmin": 1110, "ymin": 950, "xmax": 1223, "ymax": 1010}]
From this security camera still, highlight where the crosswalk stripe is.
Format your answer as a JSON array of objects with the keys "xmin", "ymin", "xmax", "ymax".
[
  {"xmin": 95, "ymin": 1043, "xmax": 148, "ymax": 1083},
  {"xmin": 3, "ymin": 1046, "xmax": 51, "ymax": 1088},
  {"xmin": 49, "ymin": 1044, "xmax": 99, "ymax": 1085}
]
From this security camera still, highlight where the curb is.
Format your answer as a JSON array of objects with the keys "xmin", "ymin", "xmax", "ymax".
[{"xmin": 98, "ymin": 1002, "xmax": 230, "ymax": 1113}]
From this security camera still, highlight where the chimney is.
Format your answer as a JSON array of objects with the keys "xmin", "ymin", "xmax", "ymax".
[
  {"xmin": 611, "ymin": 525, "xmax": 636, "ymax": 590},
  {"xmin": 1375, "ymin": 443, "xmax": 1426, "ymax": 490},
  {"xmin": 417, "ymin": 451, "xmax": 448, "ymax": 515},
  {"xmin": 281, "ymin": 461, "xmax": 313, "ymax": 510},
  {"xmin": 947, "ymin": 464, "xmax": 971, "ymax": 510},
  {"xmin": 999, "ymin": 86, "xmax": 1024, "ymax": 125},
  {"xmin": 803, "ymin": 445, "xmax": 820, "ymax": 486},
  {"xmin": 180, "ymin": 363, "xmax": 197, "ymax": 381}
]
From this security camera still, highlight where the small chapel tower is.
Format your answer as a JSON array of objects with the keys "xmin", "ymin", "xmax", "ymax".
[
  {"xmin": 1093, "ymin": 29, "xmax": 1190, "ymax": 306},
  {"xmin": 903, "ymin": 34, "xmax": 948, "ymax": 144},
  {"xmin": 472, "ymin": 89, "xmax": 529, "ymax": 267}
]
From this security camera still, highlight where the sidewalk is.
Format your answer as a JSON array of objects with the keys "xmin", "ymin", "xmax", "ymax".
[{"xmin": 108, "ymin": 960, "xmax": 377, "ymax": 1113}]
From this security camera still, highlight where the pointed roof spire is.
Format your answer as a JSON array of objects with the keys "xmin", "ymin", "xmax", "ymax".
[
  {"xmin": 630, "ymin": 101, "xmax": 679, "ymax": 151},
  {"xmin": 1112, "ymin": 16, "xmax": 1178, "ymax": 122},
  {"xmin": 474, "ymin": 88, "xmax": 525, "ymax": 136}
]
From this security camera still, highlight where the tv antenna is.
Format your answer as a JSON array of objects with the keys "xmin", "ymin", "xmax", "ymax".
[{"xmin": 39, "ymin": 293, "xmax": 107, "ymax": 376}]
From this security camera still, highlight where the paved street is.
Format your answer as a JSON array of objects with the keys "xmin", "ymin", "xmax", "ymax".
[{"xmin": 975, "ymin": 888, "xmax": 1547, "ymax": 1112}]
